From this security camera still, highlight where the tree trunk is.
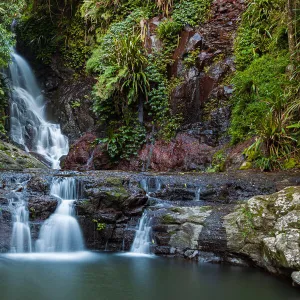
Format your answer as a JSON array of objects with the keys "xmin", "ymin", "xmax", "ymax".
[{"xmin": 287, "ymin": 0, "xmax": 298, "ymax": 60}]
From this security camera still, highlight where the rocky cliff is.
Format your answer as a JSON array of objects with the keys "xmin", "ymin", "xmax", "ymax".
[{"xmin": 47, "ymin": 0, "xmax": 248, "ymax": 172}]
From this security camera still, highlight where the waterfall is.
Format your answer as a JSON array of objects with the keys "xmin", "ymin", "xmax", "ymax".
[
  {"xmin": 195, "ymin": 187, "xmax": 201, "ymax": 201},
  {"xmin": 130, "ymin": 177, "xmax": 161, "ymax": 255},
  {"xmin": 35, "ymin": 178, "xmax": 84, "ymax": 252},
  {"xmin": 7, "ymin": 50, "xmax": 69, "ymax": 169},
  {"xmin": 140, "ymin": 177, "xmax": 162, "ymax": 194},
  {"xmin": 9, "ymin": 181, "xmax": 32, "ymax": 253},
  {"xmin": 130, "ymin": 211, "xmax": 152, "ymax": 254}
]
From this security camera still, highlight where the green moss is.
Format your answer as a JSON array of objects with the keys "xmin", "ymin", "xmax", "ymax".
[
  {"xmin": 229, "ymin": 0, "xmax": 299, "ymax": 171},
  {"xmin": 199, "ymin": 206, "xmax": 212, "ymax": 213},
  {"xmin": 105, "ymin": 177, "xmax": 123, "ymax": 187},
  {"xmin": 106, "ymin": 188, "xmax": 129, "ymax": 202},
  {"xmin": 171, "ymin": 207, "xmax": 184, "ymax": 213},
  {"xmin": 230, "ymin": 54, "xmax": 290, "ymax": 144},
  {"xmin": 162, "ymin": 214, "xmax": 177, "ymax": 224},
  {"xmin": 284, "ymin": 187, "xmax": 297, "ymax": 202}
]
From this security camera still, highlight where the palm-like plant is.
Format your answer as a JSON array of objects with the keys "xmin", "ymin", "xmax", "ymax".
[
  {"xmin": 94, "ymin": 34, "xmax": 149, "ymax": 121},
  {"xmin": 246, "ymin": 94, "xmax": 300, "ymax": 170}
]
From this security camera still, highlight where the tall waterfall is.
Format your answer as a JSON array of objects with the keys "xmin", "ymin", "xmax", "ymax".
[
  {"xmin": 36, "ymin": 178, "xmax": 84, "ymax": 252},
  {"xmin": 7, "ymin": 50, "xmax": 69, "ymax": 169}
]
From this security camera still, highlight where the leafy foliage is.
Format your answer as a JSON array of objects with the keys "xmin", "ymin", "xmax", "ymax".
[
  {"xmin": 14, "ymin": 0, "xmax": 212, "ymax": 161},
  {"xmin": 172, "ymin": 0, "xmax": 211, "ymax": 27},
  {"xmin": 93, "ymin": 33, "xmax": 149, "ymax": 119},
  {"xmin": 0, "ymin": 0, "xmax": 26, "ymax": 134},
  {"xmin": 230, "ymin": 0, "xmax": 299, "ymax": 170},
  {"xmin": 100, "ymin": 121, "xmax": 146, "ymax": 160},
  {"xmin": 234, "ymin": 0, "xmax": 288, "ymax": 70},
  {"xmin": 230, "ymin": 54, "xmax": 290, "ymax": 144},
  {"xmin": 17, "ymin": 1, "xmax": 90, "ymax": 68}
]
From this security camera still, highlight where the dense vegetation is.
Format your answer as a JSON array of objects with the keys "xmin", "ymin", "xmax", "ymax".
[
  {"xmin": 11, "ymin": 0, "xmax": 212, "ymax": 160},
  {"xmin": 0, "ymin": 0, "xmax": 25, "ymax": 133},
  {"xmin": 230, "ymin": 0, "xmax": 299, "ymax": 170},
  {"xmin": 0, "ymin": 0, "xmax": 299, "ymax": 170}
]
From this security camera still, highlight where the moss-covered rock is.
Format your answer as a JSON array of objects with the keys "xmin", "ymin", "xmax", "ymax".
[
  {"xmin": 0, "ymin": 140, "xmax": 46, "ymax": 170},
  {"xmin": 224, "ymin": 186, "xmax": 300, "ymax": 280},
  {"xmin": 153, "ymin": 206, "xmax": 212, "ymax": 254}
]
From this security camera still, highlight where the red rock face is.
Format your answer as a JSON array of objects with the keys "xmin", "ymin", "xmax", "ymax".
[
  {"xmin": 63, "ymin": 133, "xmax": 112, "ymax": 171},
  {"xmin": 117, "ymin": 133, "xmax": 215, "ymax": 172},
  {"xmin": 170, "ymin": 0, "xmax": 246, "ymax": 125},
  {"xmin": 63, "ymin": 133, "xmax": 96, "ymax": 170}
]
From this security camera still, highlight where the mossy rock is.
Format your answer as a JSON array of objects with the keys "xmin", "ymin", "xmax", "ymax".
[
  {"xmin": 105, "ymin": 177, "xmax": 124, "ymax": 187},
  {"xmin": 162, "ymin": 214, "xmax": 177, "ymax": 224},
  {"xmin": 0, "ymin": 141, "xmax": 46, "ymax": 170}
]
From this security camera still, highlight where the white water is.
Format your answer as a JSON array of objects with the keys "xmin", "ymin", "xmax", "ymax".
[
  {"xmin": 36, "ymin": 178, "xmax": 84, "ymax": 252},
  {"xmin": 7, "ymin": 50, "xmax": 69, "ymax": 169},
  {"xmin": 8, "ymin": 181, "xmax": 32, "ymax": 253},
  {"xmin": 130, "ymin": 177, "xmax": 161, "ymax": 255},
  {"xmin": 195, "ymin": 187, "xmax": 201, "ymax": 201},
  {"xmin": 130, "ymin": 211, "xmax": 152, "ymax": 254}
]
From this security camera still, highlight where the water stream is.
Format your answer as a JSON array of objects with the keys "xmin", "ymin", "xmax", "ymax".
[
  {"xmin": 36, "ymin": 177, "xmax": 84, "ymax": 252},
  {"xmin": 130, "ymin": 177, "xmax": 162, "ymax": 255},
  {"xmin": 6, "ymin": 50, "xmax": 82, "ymax": 254},
  {"xmin": 7, "ymin": 50, "xmax": 69, "ymax": 169},
  {"xmin": 8, "ymin": 180, "xmax": 32, "ymax": 253},
  {"xmin": 130, "ymin": 211, "xmax": 152, "ymax": 254}
]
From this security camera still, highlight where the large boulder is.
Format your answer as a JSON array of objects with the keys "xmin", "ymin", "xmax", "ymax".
[
  {"xmin": 224, "ymin": 186, "xmax": 300, "ymax": 280},
  {"xmin": 76, "ymin": 175, "xmax": 147, "ymax": 251}
]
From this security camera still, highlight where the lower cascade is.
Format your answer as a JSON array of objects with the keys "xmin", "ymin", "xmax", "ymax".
[
  {"xmin": 36, "ymin": 177, "xmax": 84, "ymax": 252},
  {"xmin": 9, "ymin": 180, "xmax": 32, "ymax": 253},
  {"xmin": 130, "ymin": 211, "xmax": 152, "ymax": 254}
]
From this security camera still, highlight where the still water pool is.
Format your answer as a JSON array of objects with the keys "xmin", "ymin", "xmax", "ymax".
[{"xmin": 0, "ymin": 252, "xmax": 298, "ymax": 300}]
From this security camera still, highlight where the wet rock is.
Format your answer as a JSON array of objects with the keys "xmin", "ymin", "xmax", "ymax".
[
  {"xmin": 153, "ymin": 246, "xmax": 171, "ymax": 255},
  {"xmin": 63, "ymin": 134, "xmax": 112, "ymax": 171},
  {"xmin": 27, "ymin": 176, "xmax": 49, "ymax": 194},
  {"xmin": 154, "ymin": 188, "xmax": 196, "ymax": 201},
  {"xmin": 0, "ymin": 209, "xmax": 12, "ymax": 252},
  {"xmin": 63, "ymin": 133, "xmax": 96, "ymax": 170},
  {"xmin": 75, "ymin": 175, "xmax": 146, "ymax": 250},
  {"xmin": 28, "ymin": 196, "xmax": 58, "ymax": 221},
  {"xmin": 152, "ymin": 206, "xmax": 212, "ymax": 254},
  {"xmin": 45, "ymin": 75, "xmax": 98, "ymax": 144},
  {"xmin": 92, "ymin": 144, "xmax": 112, "ymax": 170},
  {"xmin": 292, "ymin": 271, "xmax": 300, "ymax": 287}
]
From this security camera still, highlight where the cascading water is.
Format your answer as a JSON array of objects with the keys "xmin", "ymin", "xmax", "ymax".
[
  {"xmin": 36, "ymin": 177, "xmax": 84, "ymax": 252},
  {"xmin": 130, "ymin": 211, "xmax": 152, "ymax": 254},
  {"xmin": 195, "ymin": 187, "xmax": 201, "ymax": 201},
  {"xmin": 8, "ymin": 180, "xmax": 32, "ymax": 253},
  {"xmin": 7, "ymin": 50, "xmax": 69, "ymax": 169},
  {"xmin": 130, "ymin": 177, "xmax": 162, "ymax": 255}
]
